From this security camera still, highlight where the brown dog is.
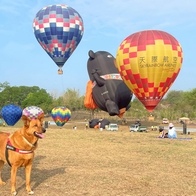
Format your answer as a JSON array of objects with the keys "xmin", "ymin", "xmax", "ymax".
[{"xmin": 0, "ymin": 113, "xmax": 46, "ymax": 195}]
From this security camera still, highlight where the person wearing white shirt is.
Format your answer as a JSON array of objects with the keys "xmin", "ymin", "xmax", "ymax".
[{"xmin": 168, "ymin": 123, "xmax": 177, "ymax": 138}]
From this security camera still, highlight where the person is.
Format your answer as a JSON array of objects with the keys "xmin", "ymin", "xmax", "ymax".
[
  {"xmin": 158, "ymin": 126, "xmax": 165, "ymax": 138},
  {"xmin": 85, "ymin": 123, "xmax": 89, "ymax": 130},
  {"xmin": 44, "ymin": 121, "xmax": 48, "ymax": 129},
  {"xmin": 167, "ymin": 123, "xmax": 177, "ymax": 138}
]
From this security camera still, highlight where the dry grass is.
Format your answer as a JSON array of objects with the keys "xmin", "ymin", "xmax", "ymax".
[{"xmin": 1, "ymin": 122, "xmax": 196, "ymax": 196}]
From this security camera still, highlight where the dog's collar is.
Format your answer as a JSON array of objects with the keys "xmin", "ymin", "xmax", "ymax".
[{"xmin": 22, "ymin": 136, "xmax": 36, "ymax": 148}]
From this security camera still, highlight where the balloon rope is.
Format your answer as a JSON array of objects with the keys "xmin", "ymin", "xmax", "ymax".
[
  {"xmin": 61, "ymin": 74, "xmax": 65, "ymax": 92},
  {"xmin": 60, "ymin": 74, "xmax": 66, "ymax": 105}
]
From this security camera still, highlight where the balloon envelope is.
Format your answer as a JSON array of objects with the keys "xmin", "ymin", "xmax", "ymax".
[
  {"xmin": 1, "ymin": 104, "xmax": 22, "ymax": 126},
  {"xmin": 51, "ymin": 106, "xmax": 71, "ymax": 126},
  {"xmin": 33, "ymin": 4, "xmax": 84, "ymax": 73},
  {"xmin": 23, "ymin": 106, "xmax": 44, "ymax": 120},
  {"xmin": 116, "ymin": 30, "xmax": 183, "ymax": 112},
  {"xmin": 85, "ymin": 50, "xmax": 133, "ymax": 118}
]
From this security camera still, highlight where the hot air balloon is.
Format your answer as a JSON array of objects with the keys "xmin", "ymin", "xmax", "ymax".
[
  {"xmin": 84, "ymin": 50, "xmax": 133, "ymax": 118},
  {"xmin": 1, "ymin": 104, "xmax": 22, "ymax": 126},
  {"xmin": 33, "ymin": 4, "xmax": 84, "ymax": 74},
  {"xmin": 51, "ymin": 106, "xmax": 71, "ymax": 126},
  {"xmin": 23, "ymin": 106, "xmax": 44, "ymax": 120},
  {"xmin": 116, "ymin": 30, "xmax": 183, "ymax": 112}
]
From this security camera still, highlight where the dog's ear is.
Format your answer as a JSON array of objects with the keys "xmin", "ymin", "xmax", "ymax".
[
  {"xmin": 22, "ymin": 115, "xmax": 30, "ymax": 127},
  {"xmin": 38, "ymin": 113, "xmax": 45, "ymax": 123}
]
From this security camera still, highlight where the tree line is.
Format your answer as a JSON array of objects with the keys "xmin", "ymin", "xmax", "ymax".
[
  {"xmin": 0, "ymin": 82, "xmax": 196, "ymax": 121},
  {"xmin": 128, "ymin": 89, "xmax": 196, "ymax": 121},
  {"xmin": 0, "ymin": 82, "xmax": 85, "ymax": 114}
]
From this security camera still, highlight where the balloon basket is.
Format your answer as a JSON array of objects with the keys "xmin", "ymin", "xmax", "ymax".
[{"xmin": 58, "ymin": 69, "xmax": 63, "ymax": 75}]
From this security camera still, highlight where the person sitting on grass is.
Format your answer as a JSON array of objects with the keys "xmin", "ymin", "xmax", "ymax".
[
  {"xmin": 167, "ymin": 123, "xmax": 177, "ymax": 138},
  {"xmin": 158, "ymin": 126, "xmax": 165, "ymax": 138}
]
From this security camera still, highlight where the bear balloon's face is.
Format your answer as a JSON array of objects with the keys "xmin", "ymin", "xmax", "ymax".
[{"xmin": 87, "ymin": 50, "xmax": 118, "ymax": 81}]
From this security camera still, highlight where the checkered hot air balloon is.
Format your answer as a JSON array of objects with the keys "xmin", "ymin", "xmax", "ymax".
[
  {"xmin": 116, "ymin": 30, "xmax": 183, "ymax": 112},
  {"xmin": 51, "ymin": 106, "xmax": 71, "ymax": 127},
  {"xmin": 1, "ymin": 104, "xmax": 22, "ymax": 126},
  {"xmin": 22, "ymin": 106, "xmax": 44, "ymax": 120},
  {"xmin": 33, "ymin": 4, "xmax": 84, "ymax": 75}
]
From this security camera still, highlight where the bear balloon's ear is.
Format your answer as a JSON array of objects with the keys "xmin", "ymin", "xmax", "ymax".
[{"xmin": 88, "ymin": 50, "xmax": 95, "ymax": 59}]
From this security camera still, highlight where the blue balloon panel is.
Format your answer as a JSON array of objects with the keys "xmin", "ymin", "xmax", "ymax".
[{"xmin": 1, "ymin": 104, "xmax": 22, "ymax": 126}]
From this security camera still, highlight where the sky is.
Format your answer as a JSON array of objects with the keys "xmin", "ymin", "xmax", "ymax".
[{"xmin": 0, "ymin": 0, "xmax": 196, "ymax": 97}]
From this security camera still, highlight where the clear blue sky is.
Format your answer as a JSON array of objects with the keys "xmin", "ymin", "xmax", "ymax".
[{"xmin": 0, "ymin": 0, "xmax": 195, "ymax": 97}]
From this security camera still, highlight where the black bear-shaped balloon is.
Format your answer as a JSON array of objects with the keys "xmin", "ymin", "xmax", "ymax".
[{"xmin": 86, "ymin": 50, "xmax": 133, "ymax": 118}]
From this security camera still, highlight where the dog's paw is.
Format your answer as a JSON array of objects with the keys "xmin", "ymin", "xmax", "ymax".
[
  {"xmin": 11, "ymin": 191, "xmax": 17, "ymax": 196},
  {"xmin": 28, "ymin": 190, "xmax": 34, "ymax": 195}
]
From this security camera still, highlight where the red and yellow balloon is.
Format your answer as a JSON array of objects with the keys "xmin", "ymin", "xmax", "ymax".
[{"xmin": 116, "ymin": 30, "xmax": 183, "ymax": 112}]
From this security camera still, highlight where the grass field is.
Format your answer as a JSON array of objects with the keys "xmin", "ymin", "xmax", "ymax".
[{"xmin": 0, "ymin": 122, "xmax": 196, "ymax": 196}]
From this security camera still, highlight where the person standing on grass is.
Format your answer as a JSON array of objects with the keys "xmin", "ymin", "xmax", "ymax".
[{"xmin": 168, "ymin": 123, "xmax": 177, "ymax": 138}]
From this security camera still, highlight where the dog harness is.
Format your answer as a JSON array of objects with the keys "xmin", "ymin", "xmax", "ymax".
[{"xmin": 5, "ymin": 134, "xmax": 33, "ymax": 167}]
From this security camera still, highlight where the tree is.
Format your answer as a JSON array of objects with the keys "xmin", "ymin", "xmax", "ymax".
[
  {"xmin": 21, "ymin": 89, "xmax": 53, "ymax": 113},
  {"xmin": 183, "ymin": 88, "xmax": 196, "ymax": 109},
  {"xmin": 125, "ymin": 97, "xmax": 148, "ymax": 119},
  {"xmin": 154, "ymin": 91, "xmax": 181, "ymax": 120},
  {"xmin": 61, "ymin": 89, "xmax": 81, "ymax": 110},
  {"xmin": 0, "ymin": 82, "xmax": 10, "ymax": 92},
  {"xmin": 0, "ymin": 85, "xmax": 42, "ymax": 108}
]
